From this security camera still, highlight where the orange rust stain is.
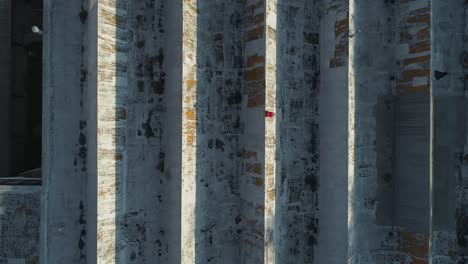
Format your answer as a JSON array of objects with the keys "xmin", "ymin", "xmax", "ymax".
[
  {"xmin": 406, "ymin": 8, "xmax": 430, "ymax": 24},
  {"xmin": 330, "ymin": 15, "xmax": 349, "ymax": 68},
  {"xmin": 247, "ymin": 26, "xmax": 264, "ymax": 41},
  {"xmin": 245, "ymin": 66, "xmax": 265, "ymax": 81},
  {"xmin": 186, "ymin": 79, "xmax": 197, "ymax": 90},
  {"xmin": 246, "ymin": 0, "xmax": 263, "ymax": 13},
  {"xmin": 185, "ymin": 109, "xmax": 196, "ymax": 121},
  {"xmin": 247, "ymin": 55, "xmax": 265, "ymax": 67},
  {"xmin": 403, "ymin": 55, "xmax": 430, "ymax": 66},
  {"xmin": 246, "ymin": 13, "xmax": 265, "ymax": 27},
  {"xmin": 246, "ymin": 163, "xmax": 262, "ymax": 175},
  {"xmin": 410, "ymin": 40, "xmax": 430, "ymax": 54},
  {"xmin": 401, "ymin": 84, "xmax": 430, "ymax": 93},
  {"xmin": 184, "ymin": 122, "xmax": 196, "ymax": 132},
  {"xmin": 242, "ymin": 149, "xmax": 258, "ymax": 159},
  {"xmin": 248, "ymin": 94, "xmax": 263, "ymax": 108},
  {"xmin": 186, "ymin": 134, "xmax": 195, "ymax": 146},
  {"xmin": 335, "ymin": 17, "xmax": 348, "ymax": 36},
  {"xmin": 399, "ymin": 231, "xmax": 429, "ymax": 264},
  {"xmin": 255, "ymin": 177, "xmax": 264, "ymax": 186},
  {"xmin": 416, "ymin": 28, "xmax": 429, "ymax": 40},
  {"xmin": 401, "ymin": 69, "xmax": 430, "ymax": 82}
]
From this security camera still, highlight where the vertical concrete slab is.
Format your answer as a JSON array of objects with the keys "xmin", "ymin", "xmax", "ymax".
[
  {"xmin": 393, "ymin": 1, "xmax": 431, "ymax": 261},
  {"xmin": 41, "ymin": 0, "xmax": 97, "ymax": 262},
  {"xmin": 0, "ymin": 0, "xmax": 11, "ymax": 177},
  {"xmin": 318, "ymin": 0, "xmax": 349, "ymax": 263},
  {"xmin": 109, "ymin": 0, "xmax": 182, "ymax": 263},
  {"xmin": 348, "ymin": 0, "xmax": 400, "ymax": 262},
  {"xmin": 431, "ymin": 0, "xmax": 468, "ymax": 262},
  {"xmin": 241, "ymin": 1, "xmax": 267, "ymax": 263},
  {"xmin": 349, "ymin": 0, "xmax": 431, "ymax": 262},
  {"xmin": 273, "ymin": 0, "xmax": 320, "ymax": 263}
]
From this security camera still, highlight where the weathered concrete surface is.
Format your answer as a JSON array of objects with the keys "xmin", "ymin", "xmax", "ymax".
[
  {"xmin": 318, "ymin": 0, "xmax": 349, "ymax": 263},
  {"xmin": 41, "ymin": 0, "xmax": 96, "ymax": 262},
  {"xmin": 349, "ymin": 0, "xmax": 430, "ymax": 263},
  {"xmin": 0, "ymin": 0, "xmax": 11, "ymax": 177},
  {"xmin": 272, "ymin": 0, "xmax": 319, "ymax": 263},
  {"xmin": 38, "ymin": 0, "xmax": 468, "ymax": 263},
  {"xmin": 431, "ymin": 0, "xmax": 468, "ymax": 262},
  {"xmin": 120, "ymin": 0, "xmax": 182, "ymax": 262},
  {"xmin": 0, "ymin": 186, "xmax": 40, "ymax": 264},
  {"xmin": 183, "ymin": 0, "xmax": 267, "ymax": 263}
]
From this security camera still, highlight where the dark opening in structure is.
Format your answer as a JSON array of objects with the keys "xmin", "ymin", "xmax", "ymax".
[{"xmin": 0, "ymin": 0, "xmax": 42, "ymax": 184}]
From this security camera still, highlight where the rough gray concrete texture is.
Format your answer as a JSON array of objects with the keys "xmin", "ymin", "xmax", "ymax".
[
  {"xmin": 31, "ymin": 0, "xmax": 468, "ymax": 263},
  {"xmin": 0, "ymin": 186, "xmax": 40, "ymax": 264},
  {"xmin": 349, "ymin": 0, "xmax": 432, "ymax": 263},
  {"xmin": 431, "ymin": 0, "xmax": 468, "ymax": 262}
]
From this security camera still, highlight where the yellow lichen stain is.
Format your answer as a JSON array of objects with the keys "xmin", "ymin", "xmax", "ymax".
[
  {"xmin": 186, "ymin": 134, "xmax": 195, "ymax": 146},
  {"xmin": 186, "ymin": 79, "xmax": 197, "ymax": 90},
  {"xmin": 185, "ymin": 109, "xmax": 196, "ymax": 121}
]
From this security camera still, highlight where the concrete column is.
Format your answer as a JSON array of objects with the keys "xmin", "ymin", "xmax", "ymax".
[
  {"xmin": 120, "ymin": 0, "xmax": 183, "ymax": 262},
  {"xmin": 182, "ymin": 0, "xmax": 267, "ymax": 263},
  {"xmin": 270, "ymin": 0, "xmax": 320, "ymax": 263},
  {"xmin": 44, "ymin": 0, "xmax": 184, "ymax": 263},
  {"xmin": 41, "ymin": 0, "xmax": 97, "ymax": 262},
  {"xmin": 0, "ymin": 0, "xmax": 11, "ymax": 177},
  {"xmin": 430, "ymin": 0, "xmax": 468, "ymax": 262},
  {"xmin": 349, "ymin": 0, "xmax": 431, "ymax": 262},
  {"xmin": 318, "ymin": 0, "xmax": 349, "ymax": 263},
  {"xmin": 348, "ymin": 0, "xmax": 399, "ymax": 262}
]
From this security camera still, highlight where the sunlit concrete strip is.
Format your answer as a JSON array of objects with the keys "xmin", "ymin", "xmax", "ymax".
[
  {"xmin": 97, "ymin": 0, "xmax": 129, "ymax": 263},
  {"xmin": 264, "ymin": 0, "xmax": 277, "ymax": 263},
  {"xmin": 430, "ymin": 0, "xmax": 468, "ymax": 262},
  {"xmin": 181, "ymin": 0, "xmax": 197, "ymax": 263},
  {"xmin": 42, "ymin": 0, "xmax": 97, "ymax": 262},
  {"xmin": 0, "ymin": 0, "xmax": 11, "ymax": 177},
  {"xmin": 318, "ymin": 0, "xmax": 349, "ymax": 263}
]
